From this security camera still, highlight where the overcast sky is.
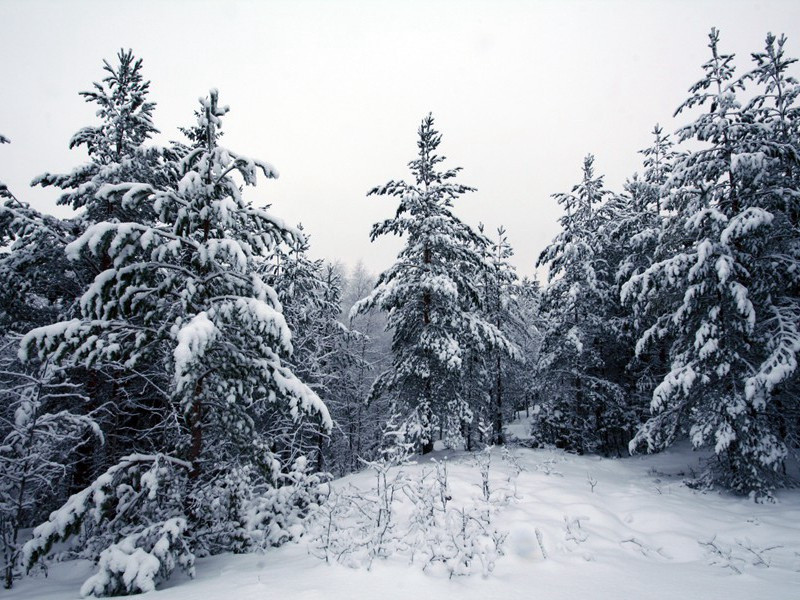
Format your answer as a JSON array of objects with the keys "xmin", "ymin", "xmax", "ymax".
[{"xmin": 2, "ymin": 0, "xmax": 800, "ymax": 279}]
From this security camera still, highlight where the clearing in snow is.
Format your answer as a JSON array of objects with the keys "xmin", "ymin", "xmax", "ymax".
[{"xmin": 8, "ymin": 432, "xmax": 800, "ymax": 599}]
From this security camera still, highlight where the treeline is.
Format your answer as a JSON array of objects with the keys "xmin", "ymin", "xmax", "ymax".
[
  {"xmin": 0, "ymin": 27, "xmax": 798, "ymax": 595},
  {"xmin": 531, "ymin": 29, "xmax": 800, "ymax": 501}
]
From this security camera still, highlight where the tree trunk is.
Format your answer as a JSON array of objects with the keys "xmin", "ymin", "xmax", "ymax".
[
  {"xmin": 188, "ymin": 381, "xmax": 204, "ymax": 479},
  {"xmin": 494, "ymin": 353, "xmax": 504, "ymax": 445}
]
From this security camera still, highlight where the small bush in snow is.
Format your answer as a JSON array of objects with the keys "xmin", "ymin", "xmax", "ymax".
[
  {"xmin": 311, "ymin": 441, "xmax": 510, "ymax": 578},
  {"xmin": 80, "ymin": 518, "xmax": 194, "ymax": 597},
  {"xmin": 245, "ymin": 457, "xmax": 327, "ymax": 550}
]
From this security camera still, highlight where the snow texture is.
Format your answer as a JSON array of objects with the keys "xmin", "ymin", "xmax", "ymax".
[{"xmin": 9, "ymin": 439, "xmax": 800, "ymax": 600}]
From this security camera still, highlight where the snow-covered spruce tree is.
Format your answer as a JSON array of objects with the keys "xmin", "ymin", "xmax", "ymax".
[
  {"xmin": 19, "ymin": 89, "xmax": 331, "ymax": 594},
  {"xmin": 33, "ymin": 49, "xmax": 163, "ymax": 227},
  {"xmin": 534, "ymin": 154, "xmax": 627, "ymax": 454},
  {"xmin": 353, "ymin": 114, "xmax": 515, "ymax": 453},
  {"xmin": 477, "ymin": 225, "xmax": 527, "ymax": 445},
  {"xmin": 623, "ymin": 30, "xmax": 799, "ymax": 498}
]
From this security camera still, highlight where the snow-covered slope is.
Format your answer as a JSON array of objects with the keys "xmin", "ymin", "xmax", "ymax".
[{"xmin": 9, "ymin": 440, "xmax": 800, "ymax": 600}]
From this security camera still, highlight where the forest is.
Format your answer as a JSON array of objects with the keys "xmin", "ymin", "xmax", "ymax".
[{"xmin": 1, "ymin": 27, "xmax": 798, "ymax": 597}]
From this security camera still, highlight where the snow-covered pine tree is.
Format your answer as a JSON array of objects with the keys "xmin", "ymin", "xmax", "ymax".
[
  {"xmin": 477, "ymin": 225, "xmax": 526, "ymax": 445},
  {"xmin": 613, "ymin": 125, "xmax": 675, "ymax": 292},
  {"xmin": 624, "ymin": 29, "xmax": 799, "ymax": 498},
  {"xmin": 353, "ymin": 114, "xmax": 515, "ymax": 453},
  {"xmin": 735, "ymin": 32, "xmax": 800, "ymax": 470},
  {"xmin": 590, "ymin": 129, "xmax": 678, "ymax": 452},
  {"xmin": 19, "ymin": 89, "xmax": 331, "ymax": 593},
  {"xmin": 534, "ymin": 154, "xmax": 626, "ymax": 454},
  {"xmin": 33, "ymin": 49, "xmax": 163, "ymax": 226},
  {"xmin": 14, "ymin": 50, "xmax": 175, "ymax": 501}
]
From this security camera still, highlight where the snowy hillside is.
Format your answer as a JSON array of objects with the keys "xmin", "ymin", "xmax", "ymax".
[{"xmin": 8, "ymin": 439, "xmax": 799, "ymax": 600}]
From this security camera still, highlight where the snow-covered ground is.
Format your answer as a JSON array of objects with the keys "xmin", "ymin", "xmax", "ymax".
[{"xmin": 9, "ymin": 418, "xmax": 800, "ymax": 600}]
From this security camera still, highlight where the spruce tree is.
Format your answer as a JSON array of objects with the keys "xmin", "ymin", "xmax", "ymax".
[
  {"xmin": 534, "ymin": 155, "xmax": 626, "ymax": 454},
  {"xmin": 353, "ymin": 114, "xmax": 514, "ymax": 453},
  {"xmin": 20, "ymin": 89, "xmax": 331, "ymax": 593},
  {"xmin": 624, "ymin": 29, "xmax": 799, "ymax": 497}
]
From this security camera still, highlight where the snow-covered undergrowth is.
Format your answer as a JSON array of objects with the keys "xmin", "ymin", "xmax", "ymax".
[{"xmin": 9, "ymin": 441, "xmax": 800, "ymax": 599}]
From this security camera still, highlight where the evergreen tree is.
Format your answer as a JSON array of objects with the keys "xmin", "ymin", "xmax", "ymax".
[
  {"xmin": 624, "ymin": 29, "xmax": 799, "ymax": 498},
  {"xmin": 534, "ymin": 155, "xmax": 626, "ymax": 454},
  {"xmin": 9, "ymin": 50, "xmax": 173, "ymax": 500},
  {"xmin": 592, "ymin": 129, "xmax": 678, "ymax": 453},
  {"xmin": 478, "ymin": 225, "xmax": 526, "ymax": 445},
  {"xmin": 735, "ymin": 32, "xmax": 800, "ymax": 466},
  {"xmin": 353, "ymin": 114, "xmax": 514, "ymax": 453},
  {"xmin": 33, "ymin": 49, "xmax": 163, "ymax": 226},
  {"xmin": 19, "ymin": 89, "xmax": 331, "ymax": 593}
]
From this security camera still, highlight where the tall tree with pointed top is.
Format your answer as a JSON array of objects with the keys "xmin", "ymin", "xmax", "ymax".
[
  {"xmin": 624, "ymin": 29, "xmax": 800, "ymax": 498},
  {"xmin": 20, "ymin": 90, "xmax": 331, "ymax": 593},
  {"xmin": 353, "ymin": 114, "xmax": 514, "ymax": 453},
  {"xmin": 33, "ymin": 49, "xmax": 163, "ymax": 226},
  {"xmin": 534, "ymin": 154, "xmax": 627, "ymax": 454}
]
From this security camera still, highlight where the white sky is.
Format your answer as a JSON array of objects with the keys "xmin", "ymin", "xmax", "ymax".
[{"xmin": 2, "ymin": 0, "xmax": 799, "ymax": 279}]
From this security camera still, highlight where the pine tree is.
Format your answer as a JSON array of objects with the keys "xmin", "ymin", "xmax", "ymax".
[
  {"xmin": 10, "ymin": 50, "xmax": 173, "ymax": 500},
  {"xmin": 592, "ymin": 129, "xmax": 678, "ymax": 452},
  {"xmin": 353, "ymin": 114, "xmax": 514, "ymax": 453},
  {"xmin": 735, "ymin": 32, "xmax": 800, "ymax": 463},
  {"xmin": 33, "ymin": 49, "xmax": 163, "ymax": 226},
  {"xmin": 477, "ymin": 225, "xmax": 526, "ymax": 445},
  {"xmin": 19, "ymin": 89, "xmax": 331, "ymax": 592},
  {"xmin": 534, "ymin": 155, "xmax": 626, "ymax": 454},
  {"xmin": 624, "ymin": 29, "xmax": 799, "ymax": 498}
]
